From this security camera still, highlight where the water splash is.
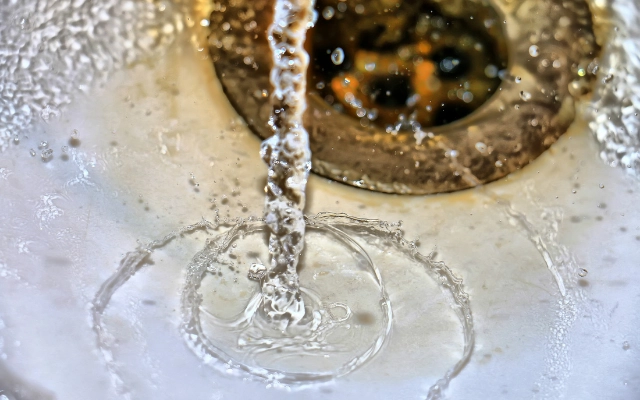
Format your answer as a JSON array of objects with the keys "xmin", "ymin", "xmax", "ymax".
[
  {"xmin": 500, "ymin": 200, "xmax": 568, "ymax": 296},
  {"xmin": 91, "ymin": 213, "xmax": 474, "ymax": 397},
  {"xmin": 487, "ymin": 185, "xmax": 607, "ymax": 399},
  {"xmin": 181, "ymin": 216, "xmax": 393, "ymax": 385},
  {"xmin": 309, "ymin": 213, "xmax": 475, "ymax": 400}
]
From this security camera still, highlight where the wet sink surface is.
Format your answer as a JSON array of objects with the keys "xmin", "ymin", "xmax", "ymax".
[{"xmin": 1, "ymin": 1, "xmax": 640, "ymax": 400}]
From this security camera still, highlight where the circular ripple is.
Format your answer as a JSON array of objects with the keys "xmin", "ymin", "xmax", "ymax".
[
  {"xmin": 93, "ymin": 213, "xmax": 473, "ymax": 396},
  {"xmin": 181, "ymin": 219, "xmax": 393, "ymax": 384}
]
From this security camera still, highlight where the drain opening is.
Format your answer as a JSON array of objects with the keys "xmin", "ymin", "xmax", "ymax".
[
  {"xmin": 309, "ymin": 0, "xmax": 507, "ymax": 130},
  {"xmin": 209, "ymin": 0, "xmax": 600, "ymax": 194}
]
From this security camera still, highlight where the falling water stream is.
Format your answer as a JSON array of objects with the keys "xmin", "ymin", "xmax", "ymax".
[
  {"xmin": 259, "ymin": 0, "xmax": 316, "ymax": 332},
  {"xmin": 89, "ymin": 1, "xmax": 476, "ymax": 397}
]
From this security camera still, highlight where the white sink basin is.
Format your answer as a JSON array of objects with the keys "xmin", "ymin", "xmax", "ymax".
[{"xmin": 0, "ymin": 1, "xmax": 638, "ymax": 399}]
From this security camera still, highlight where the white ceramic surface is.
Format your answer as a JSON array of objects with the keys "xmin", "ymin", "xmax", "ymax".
[{"xmin": 0, "ymin": 2, "xmax": 639, "ymax": 400}]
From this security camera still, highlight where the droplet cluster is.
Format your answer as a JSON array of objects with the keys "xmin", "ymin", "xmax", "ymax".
[{"xmin": 0, "ymin": 0, "xmax": 187, "ymax": 150}]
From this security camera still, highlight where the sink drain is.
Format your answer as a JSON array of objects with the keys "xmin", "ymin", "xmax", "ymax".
[{"xmin": 209, "ymin": 0, "xmax": 599, "ymax": 194}]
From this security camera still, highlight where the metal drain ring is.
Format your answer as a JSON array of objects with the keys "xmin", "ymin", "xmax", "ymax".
[{"xmin": 209, "ymin": 0, "xmax": 599, "ymax": 194}]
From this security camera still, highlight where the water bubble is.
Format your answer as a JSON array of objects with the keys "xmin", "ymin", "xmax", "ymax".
[
  {"xmin": 484, "ymin": 64, "xmax": 498, "ymax": 78},
  {"xmin": 529, "ymin": 45, "xmax": 539, "ymax": 57},
  {"xmin": 475, "ymin": 142, "xmax": 487, "ymax": 153},
  {"xmin": 253, "ymin": 89, "xmax": 269, "ymax": 98},
  {"xmin": 622, "ymin": 341, "xmax": 630, "ymax": 350},
  {"xmin": 331, "ymin": 48, "xmax": 345, "ymax": 65},
  {"xmin": 515, "ymin": 76, "xmax": 522, "ymax": 83},
  {"xmin": 520, "ymin": 91, "xmax": 532, "ymax": 101},
  {"xmin": 578, "ymin": 268, "xmax": 588, "ymax": 277},
  {"xmin": 322, "ymin": 6, "xmax": 335, "ymax": 20}
]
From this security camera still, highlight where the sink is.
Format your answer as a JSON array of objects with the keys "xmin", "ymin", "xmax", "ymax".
[{"xmin": 0, "ymin": 0, "xmax": 638, "ymax": 399}]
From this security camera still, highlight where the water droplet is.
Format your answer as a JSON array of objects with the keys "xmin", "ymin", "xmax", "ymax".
[
  {"xmin": 599, "ymin": 183, "xmax": 604, "ymax": 189},
  {"xmin": 578, "ymin": 268, "xmax": 588, "ymax": 277},
  {"xmin": 41, "ymin": 148, "xmax": 53, "ymax": 161},
  {"xmin": 29, "ymin": 149, "xmax": 36, "ymax": 157},
  {"xmin": 622, "ymin": 341, "xmax": 630, "ymax": 350},
  {"xmin": 529, "ymin": 45, "xmax": 539, "ymax": 57},
  {"xmin": 331, "ymin": 48, "xmax": 344, "ymax": 65},
  {"xmin": 248, "ymin": 262, "xmax": 267, "ymax": 281},
  {"xmin": 39, "ymin": 141, "xmax": 48, "ymax": 149},
  {"xmin": 519, "ymin": 91, "xmax": 532, "ymax": 101}
]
